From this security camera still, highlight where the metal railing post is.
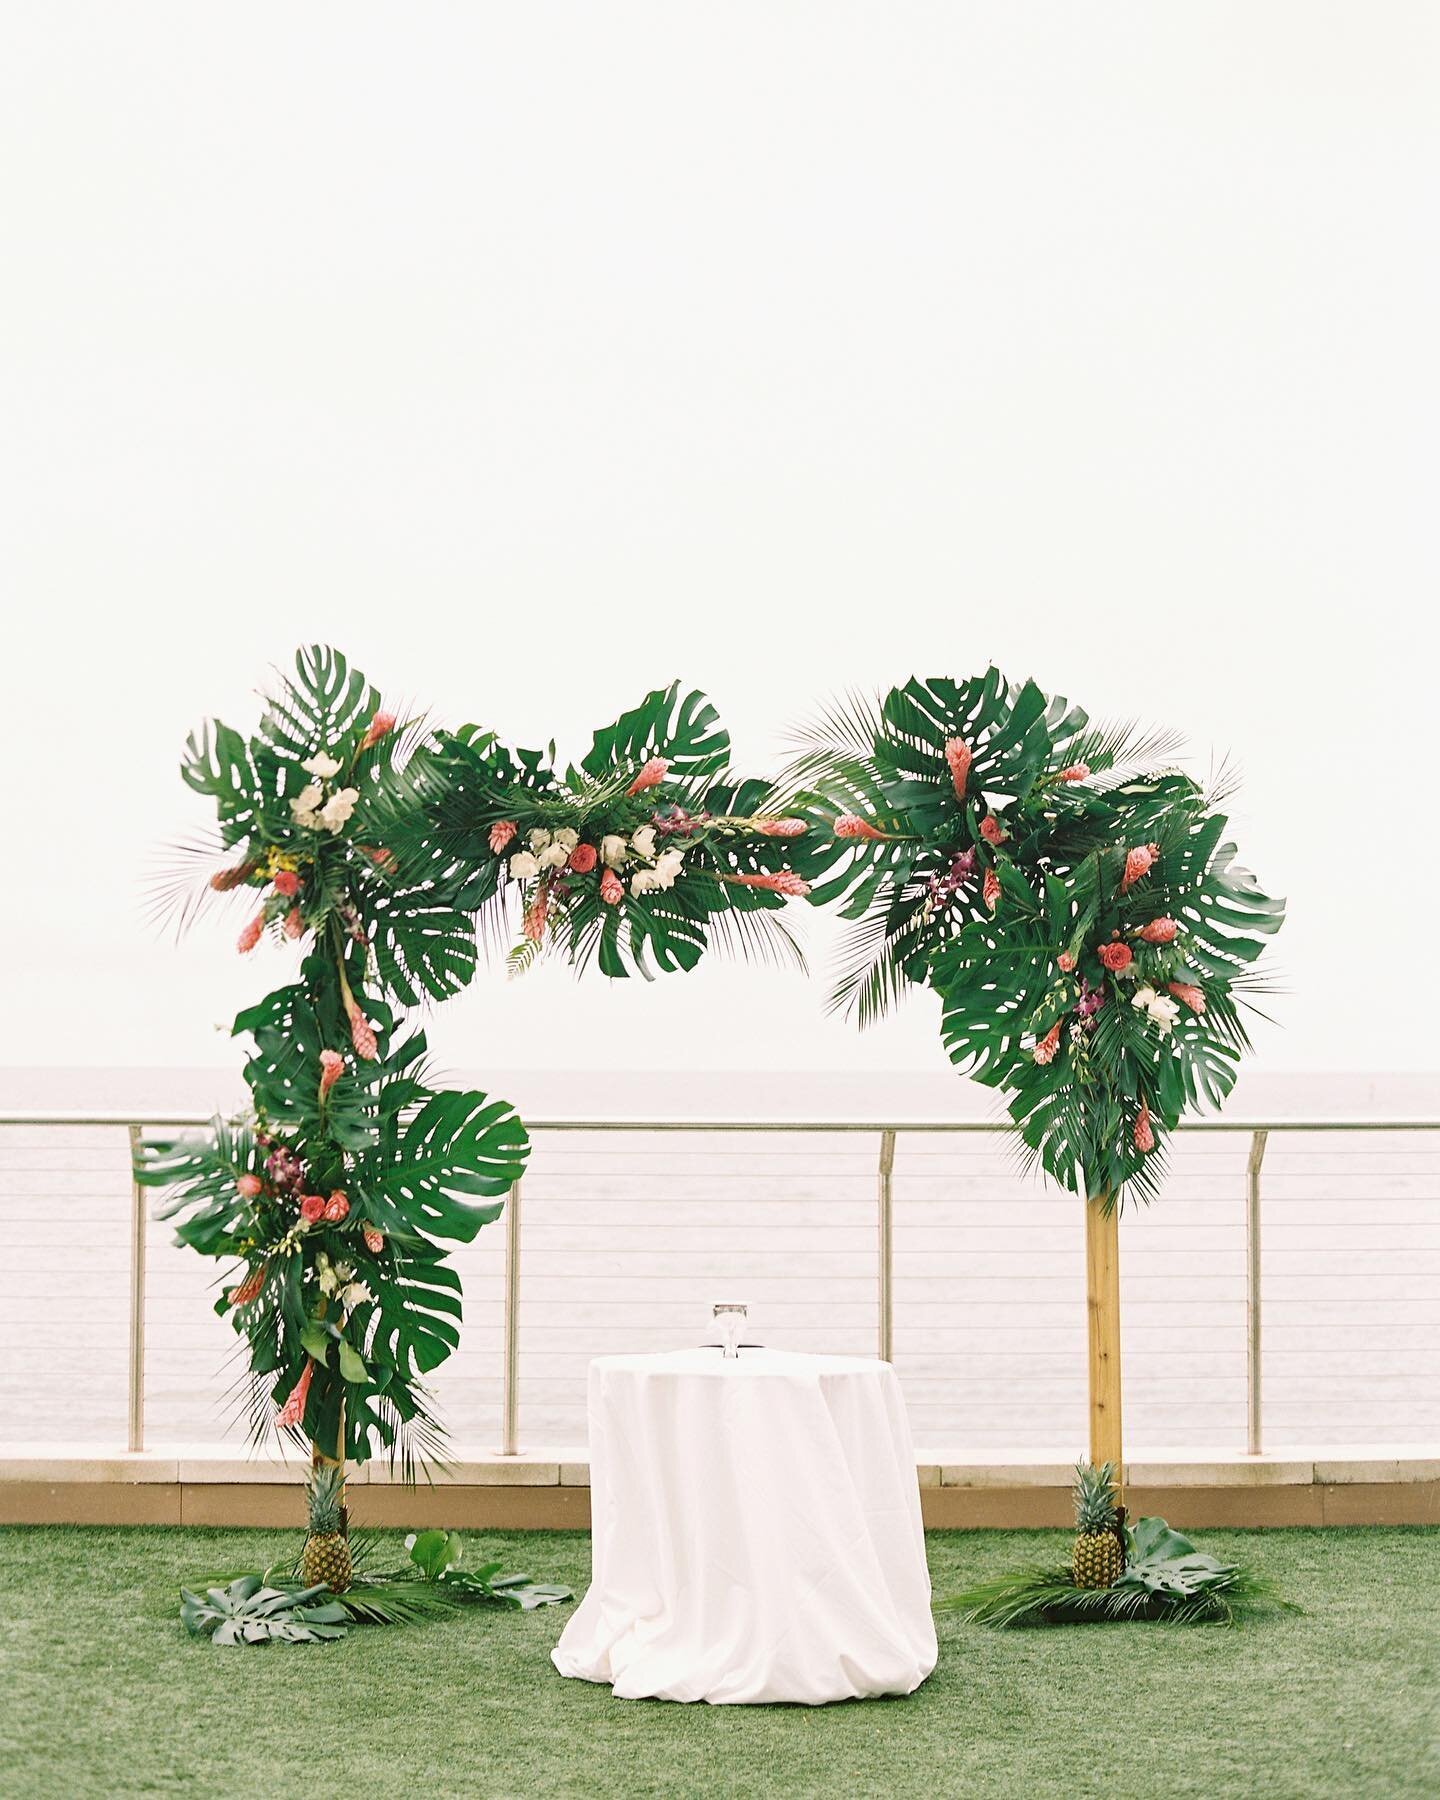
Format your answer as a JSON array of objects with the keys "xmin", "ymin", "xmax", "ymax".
[
  {"xmin": 877, "ymin": 1129, "xmax": 896, "ymax": 1363},
  {"xmin": 1246, "ymin": 1129, "xmax": 1269, "ymax": 1456},
  {"xmin": 500, "ymin": 1177, "xmax": 522, "ymax": 1455},
  {"xmin": 127, "ymin": 1124, "xmax": 146, "ymax": 1454}
]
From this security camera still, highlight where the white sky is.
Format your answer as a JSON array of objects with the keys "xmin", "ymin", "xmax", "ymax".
[{"xmin": 3, "ymin": 4, "xmax": 1437, "ymax": 1084}]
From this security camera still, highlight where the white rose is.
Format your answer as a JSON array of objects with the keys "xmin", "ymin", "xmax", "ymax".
[
  {"xmin": 538, "ymin": 842, "xmax": 570, "ymax": 870},
  {"xmin": 527, "ymin": 828, "xmax": 552, "ymax": 851},
  {"xmin": 318, "ymin": 787, "xmax": 360, "ymax": 832},
  {"xmin": 291, "ymin": 783, "xmax": 324, "ymax": 820},
  {"xmin": 601, "ymin": 834, "xmax": 628, "ymax": 868},
  {"xmin": 552, "ymin": 828, "xmax": 579, "ymax": 850},
  {"xmin": 302, "ymin": 752, "xmax": 343, "ymax": 779},
  {"xmin": 509, "ymin": 850, "xmax": 540, "ymax": 880},
  {"xmin": 631, "ymin": 826, "xmax": 657, "ymax": 859},
  {"xmin": 630, "ymin": 869, "xmax": 664, "ymax": 895},
  {"xmin": 1147, "ymin": 994, "xmax": 1181, "ymax": 1036}
]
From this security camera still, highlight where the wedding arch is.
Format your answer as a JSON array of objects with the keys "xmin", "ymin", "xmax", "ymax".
[{"xmin": 138, "ymin": 648, "xmax": 1280, "ymax": 1521}]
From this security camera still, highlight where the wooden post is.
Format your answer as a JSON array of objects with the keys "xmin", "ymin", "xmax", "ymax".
[{"xmin": 1085, "ymin": 1194, "xmax": 1123, "ymax": 1484}]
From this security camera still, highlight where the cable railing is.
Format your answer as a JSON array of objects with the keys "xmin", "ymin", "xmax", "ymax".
[{"xmin": 1, "ymin": 1112, "xmax": 1437, "ymax": 1459}]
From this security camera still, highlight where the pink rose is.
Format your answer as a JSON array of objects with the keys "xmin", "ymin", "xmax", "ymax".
[
  {"xmin": 298, "ymin": 1194, "xmax": 326, "ymax": 1224},
  {"xmin": 235, "ymin": 1173, "xmax": 263, "ymax": 1198}
]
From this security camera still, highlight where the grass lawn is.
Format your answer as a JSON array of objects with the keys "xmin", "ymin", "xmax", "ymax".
[{"xmin": 2, "ymin": 1526, "xmax": 1437, "ymax": 1798}]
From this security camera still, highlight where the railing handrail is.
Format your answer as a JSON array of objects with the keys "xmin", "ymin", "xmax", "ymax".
[
  {"xmin": 2, "ymin": 1111, "xmax": 1437, "ymax": 1133},
  {"xmin": 3, "ymin": 1109, "xmax": 1435, "ymax": 1459}
]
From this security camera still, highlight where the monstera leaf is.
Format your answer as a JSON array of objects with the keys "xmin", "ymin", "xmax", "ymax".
[
  {"xmin": 368, "ymin": 891, "xmax": 479, "ymax": 1006},
  {"xmin": 256, "ymin": 645, "xmax": 381, "ymax": 768},
  {"xmin": 581, "ymin": 682, "xmax": 729, "ymax": 786},
  {"xmin": 181, "ymin": 1577, "xmax": 349, "ymax": 1646},
  {"xmin": 182, "ymin": 721, "xmax": 265, "ymax": 846},
  {"xmin": 365, "ymin": 1089, "xmax": 528, "ymax": 1241}
]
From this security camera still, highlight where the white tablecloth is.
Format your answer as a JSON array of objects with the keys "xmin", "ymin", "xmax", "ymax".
[{"xmin": 551, "ymin": 1347, "xmax": 937, "ymax": 1705}]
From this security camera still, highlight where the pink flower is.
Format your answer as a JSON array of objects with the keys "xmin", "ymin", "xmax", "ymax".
[
  {"xmin": 754, "ymin": 818, "xmax": 807, "ymax": 837},
  {"xmin": 1033, "ymin": 1021, "xmax": 1062, "ymax": 1065},
  {"xmin": 568, "ymin": 843, "xmax": 598, "ymax": 873},
  {"xmin": 235, "ymin": 1173, "xmax": 263, "ymax": 1199},
  {"xmin": 1168, "ymin": 981, "xmax": 1206, "ymax": 1015},
  {"xmin": 299, "ymin": 1194, "xmax": 326, "ymax": 1224},
  {"xmin": 210, "ymin": 858, "xmax": 257, "ymax": 892},
  {"xmin": 1055, "ymin": 763, "xmax": 1090, "ymax": 784},
  {"xmin": 523, "ymin": 884, "xmax": 550, "ymax": 943},
  {"xmin": 342, "ymin": 988, "xmax": 378, "ymax": 1062},
  {"xmin": 272, "ymin": 869, "xmax": 300, "ymax": 898},
  {"xmin": 835, "ymin": 813, "xmax": 890, "ymax": 841},
  {"xmin": 318, "ymin": 1049, "xmax": 344, "ymax": 1101},
  {"xmin": 1138, "ymin": 917, "xmax": 1179, "ymax": 944},
  {"xmin": 237, "ymin": 909, "xmax": 265, "ymax": 954},
  {"xmin": 1119, "ymin": 842, "xmax": 1160, "ymax": 894},
  {"xmin": 228, "ymin": 1263, "xmax": 266, "ymax": 1308},
  {"xmin": 1097, "ymin": 941, "xmax": 1133, "ymax": 973},
  {"xmin": 724, "ymin": 870, "xmax": 812, "ymax": 896},
  {"xmin": 276, "ymin": 1360, "xmax": 313, "ymax": 1429},
  {"xmin": 489, "ymin": 820, "xmax": 518, "ymax": 854},
  {"xmin": 945, "ymin": 738, "xmax": 973, "ymax": 799},
  {"xmin": 360, "ymin": 710, "xmax": 396, "ymax": 751},
  {"xmin": 599, "ymin": 868, "xmax": 624, "ymax": 905},
  {"xmin": 362, "ymin": 844, "xmax": 397, "ymax": 874},
  {"xmin": 626, "ymin": 758, "xmax": 669, "ymax": 796},
  {"xmin": 1057, "ymin": 952, "xmax": 1076, "ymax": 973},
  {"xmin": 1134, "ymin": 1101, "xmax": 1155, "ymax": 1154},
  {"xmin": 362, "ymin": 1224, "xmax": 385, "ymax": 1255},
  {"xmin": 282, "ymin": 906, "xmax": 304, "ymax": 940},
  {"xmin": 979, "ymin": 816, "xmax": 1007, "ymax": 846},
  {"xmin": 324, "ymin": 1191, "xmax": 350, "ymax": 1223},
  {"xmin": 982, "ymin": 868, "xmax": 1001, "ymax": 913}
]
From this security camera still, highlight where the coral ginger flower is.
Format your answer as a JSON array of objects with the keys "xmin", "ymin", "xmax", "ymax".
[
  {"xmin": 210, "ymin": 858, "xmax": 258, "ymax": 891},
  {"xmin": 599, "ymin": 867, "xmax": 624, "ymax": 905},
  {"xmin": 362, "ymin": 1224, "xmax": 385, "ymax": 1255},
  {"xmin": 282, "ymin": 906, "xmax": 304, "ymax": 940},
  {"xmin": 723, "ymin": 870, "xmax": 811, "ymax": 897},
  {"xmin": 341, "ymin": 988, "xmax": 378, "ymax": 1062},
  {"xmin": 276, "ymin": 1360, "xmax": 313, "ymax": 1428},
  {"xmin": 489, "ymin": 820, "xmax": 518, "ymax": 854},
  {"xmin": 1167, "ymin": 981, "xmax": 1206, "ymax": 1015},
  {"xmin": 1097, "ymin": 941, "xmax": 1133, "ymax": 973},
  {"xmin": 237, "ymin": 909, "xmax": 266, "ymax": 954},
  {"xmin": 1033, "ymin": 1021, "xmax": 1062, "ymax": 1065},
  {"xmin": 979, "ymin": 816, "xmax": 1007, "ymax": 846},
  {"xmin": 754, "ymin": 818, "xmax": 807, "ymax": 837},
  {"xmin": 626, "ymin": 758, "xmax": 669, "ymax": 796},
  {"xmin": 324, "ymin": 1191, "xmax": 350, "ymax": 1223},
  {"xmin": 1119, "ymin": 842, "xmax": 1160, "ymax": 894},
  {"xmin": 523, "ymin": 885, "xmax": 550, "ymax": 943},
  {"xmin": 944, "ymin": 738, "xmax": 973, "ymax": 798},
  {"xmin": 1134, "ymin": 1101, "xmax": 1156, "ymax": 1154},
  {"xmin": 1137, "ymin": 917, "xmax": 1179, "ymax": 944},
  {"xmin": 834, "ymin": 814, "xmax": 891, "ymax": 841},
  {"xmin": 1055, "ymin": 763, "xmax": 1090, "ymax": 784},
  {"xmin": 360, "ymin": 710, "xmax": 396, "ymax": 751},
  {"xmin": 982, "ymin": 868, "xmax": 1001, "ymax": 913},
  {"xmin": 228, "ymin": 1264, "xmax": 266, "ymax": 1308},
  {"xmin": 318, "ymin": 1049, "xmax": 344, "ymax": 1101}
]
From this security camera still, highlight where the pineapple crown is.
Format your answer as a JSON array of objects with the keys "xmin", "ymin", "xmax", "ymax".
[
  {"xmin": 306, "ymin": 1460, "xmax": 346, "ymax": 1534},
  {"xmin": 1072, "ymin": 1459, "xmax": 1119, "ymax": 1533}
]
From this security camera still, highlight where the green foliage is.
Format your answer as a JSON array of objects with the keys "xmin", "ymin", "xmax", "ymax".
[
  {"xmin": 938, "ymin": 1517, "xmax": 1296, "ymax": 1628},
  {"xmin": 180, "ymin": 1576, "xmax": 349, "ymax": 1646},
  {"xmin": 394, "ymin": 1529, "xmax": 573, "ymax": 1610},
  {"xmin": 792, "ymin": 668, "xmax": 1283, "ymax": 1206}
]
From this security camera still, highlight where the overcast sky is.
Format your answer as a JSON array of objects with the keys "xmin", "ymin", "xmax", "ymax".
[{"xmin": 3, "ymin": 4, "xmax": 1436, "ymax": 1085}]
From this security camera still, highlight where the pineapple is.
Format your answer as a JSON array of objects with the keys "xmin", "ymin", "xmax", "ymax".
[
  {"xmin": 1071, "ymin": 1460, "xmax": 1124, "ymax": 1589},
  {"xmin": 301, "ymin": 1461, "xmax": 352, "ymax": 1592}
]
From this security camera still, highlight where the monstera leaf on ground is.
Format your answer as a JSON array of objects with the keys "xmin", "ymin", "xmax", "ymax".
[{"xmin": 181, "ymin": 1577, "xmax": 349, "ymax": 1646}]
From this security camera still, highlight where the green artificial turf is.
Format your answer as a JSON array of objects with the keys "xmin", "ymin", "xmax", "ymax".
[{"xmin": 2, "ymin": 1526, "xmax": 1437, "ymax": 1798}]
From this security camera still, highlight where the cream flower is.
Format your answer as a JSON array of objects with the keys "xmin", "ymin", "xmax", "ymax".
[
  {"xmin": 340, "ymin": 1279, "xmax": 373, "ymax": 1311},
  {"xmin": 631, "ymin": 826, "xmax": 657, "ymax": 859},
  {"xmin": 302, "ymin": 752, "xmax": 343, "ymax": 779},
  {"xmin": 656, "ymin": 848, "xmax": 684, "ymax": 878},
  {"xmin": 537, "ymin": 842, "xmax": 570, "ymax": 870},
  {"xmin": 1131, "ymin": 985, "xmax": 1158, "ymax": 1012},
  {"xmin": 291, "ymin": 783, "xmax": 324, "ymax": 821},
  {"xmin": 527, "ymin": 828, "xmax": 552, "ymax": 851},
  {"xmin": 552, "ymin": 828, "xmax": 579, "ymax": 851},
  {"xmin": 630, "ymin": 868, "xmax": 665, "ymax": 895},
  {"xmin": 318, "ymin": 787, "xmax": 360, "ymax": 832},
  {"xmin": 600, "ymin": 834, "xmax": 628, "ymax": 868},
  {"xmin": 1132, "ymin": 984, "xmax": 1180, "ymax": 1037},
  {"xmin": 509, "ymin": 850, "xmax": 540, "ymax": 880},
  {"xmin": 317, "ymin": 1263, "xmax": 340, "ymax": 1297}
]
